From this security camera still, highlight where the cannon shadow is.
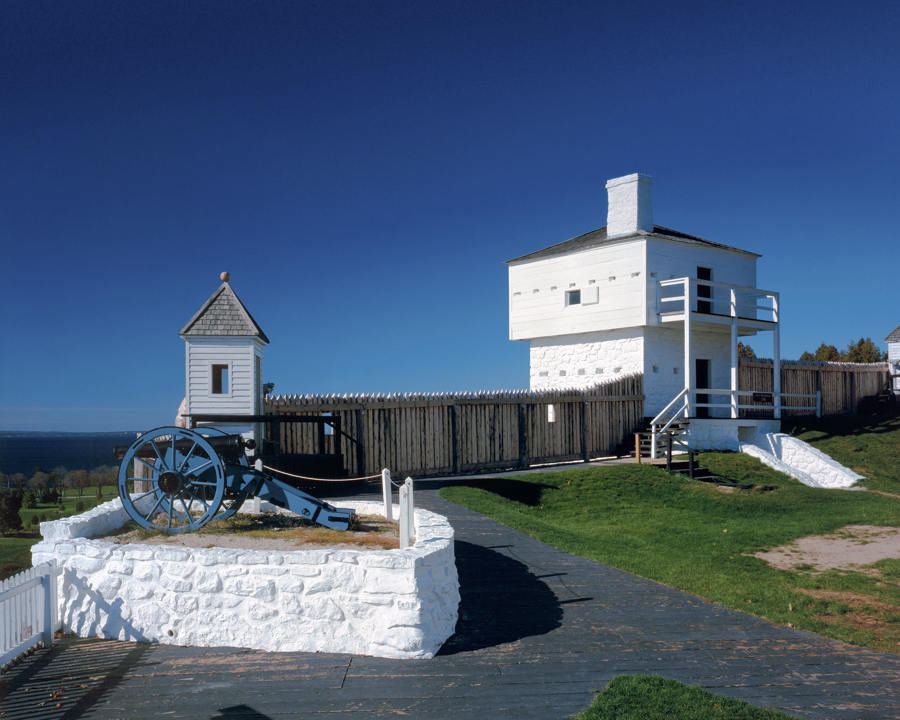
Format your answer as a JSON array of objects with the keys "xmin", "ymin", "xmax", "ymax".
[{"xmin": 437, "ymin": 540, "xmax": 563, "ymax": 655}]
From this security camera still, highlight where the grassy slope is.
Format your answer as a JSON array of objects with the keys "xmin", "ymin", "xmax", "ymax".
[
  {"xmin": 783, "ymin": 414, "xmax": 900, "ymax": 494},
  {"xmin": 575, "ymin": 675, "xmax": 797, "ymax": 720},
  {"xmin": 440, "ymin": 419, "xmax": 900, "ymax": 654}
]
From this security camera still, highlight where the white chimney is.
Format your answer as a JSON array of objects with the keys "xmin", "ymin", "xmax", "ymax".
[{"xmin": 606, "ymin": 173, "xmax": 653, "ymax": 237}]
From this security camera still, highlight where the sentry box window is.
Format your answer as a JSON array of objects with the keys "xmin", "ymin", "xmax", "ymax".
[{"xmin": 211, "ymin": 364, "xmax": 230, "ymax": 395}]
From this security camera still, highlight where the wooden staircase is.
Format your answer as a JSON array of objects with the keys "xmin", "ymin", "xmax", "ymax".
[
  {"xmin": 627, "ymin": 417, "xmax": 691, "ymax": 461},
  {"xmin": 621, "ymin": 417, "xmax": 754, "ymax": 490}
]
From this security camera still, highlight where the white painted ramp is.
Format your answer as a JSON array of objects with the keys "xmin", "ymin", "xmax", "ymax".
[{"xmin": 739, "ymin": 432, "xmax": 863, "ymax": 489}]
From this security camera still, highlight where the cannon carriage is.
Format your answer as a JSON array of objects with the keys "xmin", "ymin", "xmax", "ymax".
[{"xmin": 114, "ymin": 427, "xmax": 356, "ymax": 534}]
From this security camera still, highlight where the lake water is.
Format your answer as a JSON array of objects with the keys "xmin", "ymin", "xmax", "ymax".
[{"xmin": 0, "ymin": 432, "xmax": 141, "ymax": 476}]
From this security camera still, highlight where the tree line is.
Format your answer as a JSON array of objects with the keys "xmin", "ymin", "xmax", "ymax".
[
  {"xmin": 0, "ymin": 464, "xmax": 119, "ymax": 499},
  {"xmin": 0, "ymin": 465, "xmax": 121, "ymax": 536},
  {"xmin": 735, "ymin": 338, "xmax": 887, "ymax": 363},
  {"xmin": 799, "ymin": 337, "xmax": 888, "ymax": 363}
]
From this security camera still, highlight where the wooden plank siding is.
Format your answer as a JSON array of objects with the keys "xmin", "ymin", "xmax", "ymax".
[
  {"xmin": 739, "ymin": 360, "xmax": 891, "ymax": 417},
  {"xmin": 265, "ymin": 375, "xmax": 645, "ymax": 479}
]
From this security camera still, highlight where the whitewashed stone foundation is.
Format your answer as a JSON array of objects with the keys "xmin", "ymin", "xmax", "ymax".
[
  {"xmin": 32, "ymin": 499, "xmax": 459, "ymax": 659},
  {"xmin": 679, "ymin": 419, "xmax": 780, "ymax": 452},
  {"xmin": 530, "ymin": 328, "xmax": 644, "ymax": 390}
]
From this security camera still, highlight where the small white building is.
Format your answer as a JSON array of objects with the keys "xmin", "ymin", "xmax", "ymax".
[
  {"xmin": 886, "ymin": 324, "xmax": 900, "ymax": 394},
  {"xmin": 179, "ymin": 276, "xmax": 269, "ymax": 442},
  {"xmin": 507, "ymin": 173, "xmax": 784, "ymax": 450}
]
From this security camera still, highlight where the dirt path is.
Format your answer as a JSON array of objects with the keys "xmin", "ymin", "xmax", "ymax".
[{"xmin": 755, "ymin": 525, "xmax": 900, "ymax": 574}]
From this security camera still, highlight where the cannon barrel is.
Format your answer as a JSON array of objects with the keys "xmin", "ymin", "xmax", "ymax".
[{"xmin": 114, "ymin": 433, "xmax": 255, "ymax": 461}]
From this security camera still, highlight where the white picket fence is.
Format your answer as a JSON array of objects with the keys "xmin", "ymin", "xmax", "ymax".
[{"xmin": 0, "ymin": 559, "xmax": 62, "ymax": 670}]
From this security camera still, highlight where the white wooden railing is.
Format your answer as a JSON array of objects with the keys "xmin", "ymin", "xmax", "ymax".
[
  {"xmin": 648, "ymin": 388, "xmax": 821, "ymax": 459},
  {"xmin": 649, "ymin": 389, "xmax": 689, "ymax": 458},
  {"xmin": 1, "ymin": 560, "xmax": 62, "ymax": 670},
  {"xmin": 657, "ymin": 277, "xmax": 779, "ymax": 323}
]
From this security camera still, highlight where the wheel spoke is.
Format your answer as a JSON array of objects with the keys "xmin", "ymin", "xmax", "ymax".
[
  {"xmin": 167, "ymin": 496, "xmax": 174, "ymax": 529},
  {"xmin": 187, "ymin": 479, "xmax": 220, "ymax": 487},
  {"xmin": 134, "ymin": 456, "xmax": 159, "ymax": 474},
  {"xmin": 144, "ymin": 494, "xmax": 166, "ymax": 522},
  {"xmin": 178, "ymin": 494, "xmax": 192, "ymax": 519},
  {"xmin": 184, "ymin": 487, "xmax": 211, "ymax": 511},
  {"xmin": 188, "ymin": 459, "xmax": 215, "ymax": 475},
  {"xmin": 149, "ymin": 440, "xmax": 170, "ymax": 471},
  {"xmin": 177, "ymin": 442, "xmax": 200, "ymax": 473},
  {"xmin": 129, "ymin": 488, "xmax": 158, "ymax": 503}
]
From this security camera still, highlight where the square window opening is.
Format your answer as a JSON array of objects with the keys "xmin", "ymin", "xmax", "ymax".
[
  {"xmin": 567, "ymin": 289, "xmax": 581, "ymax": 306},
  {"xmin": 212, "ymin": 364, "xmax": 229, "ymax": 395}
]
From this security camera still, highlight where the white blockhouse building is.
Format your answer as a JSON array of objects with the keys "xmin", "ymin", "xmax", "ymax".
[
  {"xmin": 507, "ymin": 173, "xmax": 784, "ymax": 450},
  {"xmin": 179, "ymin": 276, "xmax": 269, "ymax": 443},
  {"xmin": 886, "ymin": 324, "xmax": 900, "ymax": 394}
]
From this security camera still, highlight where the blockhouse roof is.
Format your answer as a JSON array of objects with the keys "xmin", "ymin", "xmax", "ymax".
[
  {"xmin": 886, "ymin": 324, "xmax": 900, "ymax": 343},
  {"xmin": 505, "ymin": 225, "xmax": 761, "ymax": 264},
  {"xmin": 179, "ymin": 282, "xmax": 270, "ymax": 343}
]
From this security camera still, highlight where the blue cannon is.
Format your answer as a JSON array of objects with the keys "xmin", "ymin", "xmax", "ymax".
[{"xmin": 114, "ymin": 427, "xmax": 356, "ymax": 534}]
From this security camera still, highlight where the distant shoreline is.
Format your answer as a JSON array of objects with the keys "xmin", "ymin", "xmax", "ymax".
[
  {"xmin": 0, "ymin": 431, "xmax": 141, "ymax": 475},
  {"xmin": 0, "ymin": 431, "xmax": 141, "ymax": 437}
]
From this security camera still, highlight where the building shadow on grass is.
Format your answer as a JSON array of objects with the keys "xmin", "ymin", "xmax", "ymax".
[
  {"xmin": 456, "ymin": 477, "xmax": 557, "ymax": 506},
  {"xmin": 437, "ymin": 540, "xmax": 563, "ymax": 655}
]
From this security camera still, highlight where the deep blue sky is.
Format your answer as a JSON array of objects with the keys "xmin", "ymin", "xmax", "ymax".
[{"xmin": 1, "ymin": 0, "xmax": 897, "ymax": 431}]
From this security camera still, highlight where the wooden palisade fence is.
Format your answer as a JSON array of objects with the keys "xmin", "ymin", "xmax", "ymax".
[
  {"xmin": 265, "ymin": 375, "xmax": 644, "ymax": 479},
  {"xmin": 739, "ymin": 360, "xmax": 891, "ymax": 417}
]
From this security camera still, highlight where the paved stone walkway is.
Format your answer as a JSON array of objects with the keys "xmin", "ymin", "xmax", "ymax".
[{"xmin": 2, "ymin": 485, "xmax": 899, "ymax": 719}]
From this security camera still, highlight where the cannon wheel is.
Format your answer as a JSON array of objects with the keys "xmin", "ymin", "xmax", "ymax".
[{"xmin": 117, "ymin": 427, "xmax": 226, "ymax": 534}]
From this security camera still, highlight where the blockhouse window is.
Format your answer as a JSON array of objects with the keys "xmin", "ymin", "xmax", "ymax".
[
  {"xmin": 567, "ymin": 289, "xmax": 581, "ymax": 305},
  {"xmin": 212, "ymin": 364, "xmax": 229, "ymax": 395}
]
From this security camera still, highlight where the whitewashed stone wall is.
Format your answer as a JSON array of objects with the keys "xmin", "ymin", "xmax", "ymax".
[
  {"xmin": 531, "ymin": 324, "xmax": 737, "ymax": 419},
  {"xmin": 739, "ymin": 432, "xmax": 863, "ymax": 489},
  {"xmin": 680, "ymin": 419, "xmax": 779, "ymax": 452},
  {"xmin": 530, "ymin": 328, "xmax": 644, "ymax": 390},
  {"xmin": 643, "ymin": 326, "xmax": 734, "ymax": 418},
  {"xmin": 32, "ymin": 499, "xmax": 459, "ymax": 660}
]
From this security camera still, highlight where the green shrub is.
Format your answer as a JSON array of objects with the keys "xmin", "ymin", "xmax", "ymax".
[
  {"xmin": 76, "ymin": 500, "xmax": 85, "ymax": 512},
  {"xmin": 30, "ymin": 515, "xmax": 39, "ymax": 526}
]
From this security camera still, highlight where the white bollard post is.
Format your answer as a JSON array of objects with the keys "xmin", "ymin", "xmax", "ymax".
[
  {"xmin": 399, "ymin": 483, "xmax": 409, "ymax": 549},
  {"xmin": 382, "ymin": 469, "xmax": 393, "ymax": 522},
  {"xmin": 253, "ymin": 459, "xmax": 263, "ymax": 513},
  {"xmin": 405, "ymin": 477, "xmax": 414, "ymax": 545}
]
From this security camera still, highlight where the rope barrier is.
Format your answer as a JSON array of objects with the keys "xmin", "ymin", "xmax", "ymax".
[{"xmin": 261, "ymin": 465, "xmax": 383, "ymax": 483}]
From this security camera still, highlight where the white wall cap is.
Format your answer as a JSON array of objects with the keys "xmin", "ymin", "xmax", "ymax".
[{"xmin": 605, "ymin": 173, "xmax": 652, "ymax": 189}]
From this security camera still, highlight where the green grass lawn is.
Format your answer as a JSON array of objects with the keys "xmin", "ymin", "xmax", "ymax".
[
  {"xmin": 440, "ymin": 415, "xmax": 900, "ymax": 655},
  {"xmin": 575, "ymin": 676, "xmax": 797, "ymax": 720},
  {"xmin": 0, "ymin": 492, "xmax": 114, "ymax": 581}
]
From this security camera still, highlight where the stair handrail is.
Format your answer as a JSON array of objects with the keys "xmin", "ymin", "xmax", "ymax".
[{"xmin": 649, "ymin": 389, "xmax": 689, "ymax": 458}]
